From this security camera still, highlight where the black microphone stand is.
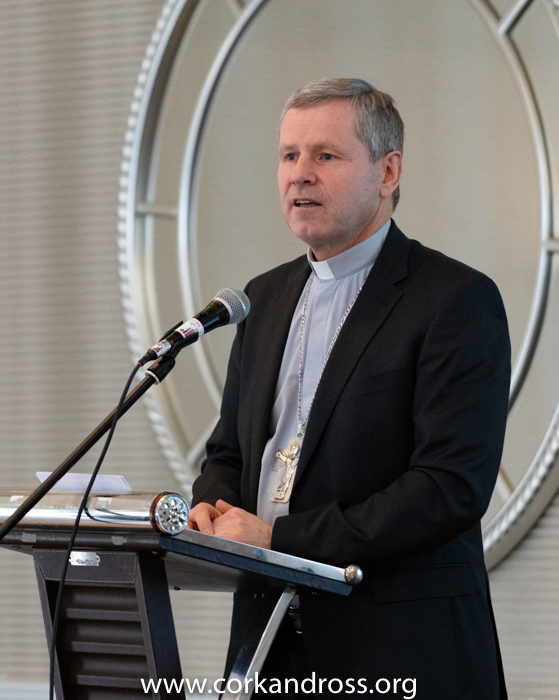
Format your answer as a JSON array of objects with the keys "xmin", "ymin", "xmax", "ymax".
[{"xmin": 0, "ymin": 350, "xmax": 179, "ymax": 542}]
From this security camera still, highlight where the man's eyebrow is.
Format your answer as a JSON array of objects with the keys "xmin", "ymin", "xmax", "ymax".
[{"xmin": 278, "ymin": 141, "xmax": 342, "ymax": 153}]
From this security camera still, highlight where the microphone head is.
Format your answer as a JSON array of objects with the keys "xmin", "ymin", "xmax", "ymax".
[{"xmin": 214, "ymin": 288, "xmax": 250, "ymax": 324}]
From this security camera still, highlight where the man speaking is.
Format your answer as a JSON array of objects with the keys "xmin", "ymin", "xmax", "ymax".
[{"xmin": 187, "ymin": 78, "xmax": 510, "ymax": 698}]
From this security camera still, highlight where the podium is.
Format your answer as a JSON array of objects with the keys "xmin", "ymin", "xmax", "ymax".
[{"xmin": 1, "ymin": 518, "xmax": 360, "ymax": 699}]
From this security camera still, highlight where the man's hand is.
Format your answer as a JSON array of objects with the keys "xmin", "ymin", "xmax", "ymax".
[
  {"xmin": 187, "ymin": 499, "xmax": 273, "ymax": 549},
  {"xmin": 212, "ymin": 500, "xmax": 273, "ymax": 548},
  {"xmin": 186, "ymin": 502, "xmax": 225, "ymax": 535}
]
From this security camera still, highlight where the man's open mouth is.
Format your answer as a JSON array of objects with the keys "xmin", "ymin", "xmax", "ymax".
[{"xmin": 293, "ymin": 199, "xmax": 321, "ymax": 207}]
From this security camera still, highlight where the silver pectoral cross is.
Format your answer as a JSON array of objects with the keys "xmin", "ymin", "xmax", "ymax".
[{"xmin": 271, "ymin": 435, "xmax": 303, "ymax": 503}]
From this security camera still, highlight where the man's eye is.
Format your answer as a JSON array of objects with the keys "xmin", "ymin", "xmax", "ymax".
[
  {"xmin": 322, "ymin": 153, "xmax": 334, "ymax": 160},
  {"xmin": 284, "ymin": 153, "xmax": 296, "ymax": 161}
]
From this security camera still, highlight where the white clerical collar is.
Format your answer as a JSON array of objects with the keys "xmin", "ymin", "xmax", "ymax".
[{"xmin": 307, "ymin": 219, "xmax": 392, "ymax": 280}]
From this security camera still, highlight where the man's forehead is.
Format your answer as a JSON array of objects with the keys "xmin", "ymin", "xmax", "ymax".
[
  {"xmin": 281, "ymin": 99, "xmax": 356, "ymax": 124},
  {"xmin": 279, "ymin": 101, "xmax": 359, "ymax": 145}
]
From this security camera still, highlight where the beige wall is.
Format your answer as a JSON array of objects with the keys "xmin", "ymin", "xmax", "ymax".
[{"xmin": 0, "ymin": 1, "xmax": 558, "ymax": 697}]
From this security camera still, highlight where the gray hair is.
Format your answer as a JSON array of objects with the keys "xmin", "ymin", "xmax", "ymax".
[{"xmin": 280, "ymin": 78, "xmax": 404, "ymax": 209}]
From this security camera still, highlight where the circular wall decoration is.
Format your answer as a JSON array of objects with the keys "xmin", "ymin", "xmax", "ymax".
[{"xmin": 119, "ymin": 0, "xmax": 559, "ymax": 568}]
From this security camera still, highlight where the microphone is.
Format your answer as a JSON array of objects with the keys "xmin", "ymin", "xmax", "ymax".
[{"xmin": 138, "ymin": 288, "xmax": 250, "ymax": 366}]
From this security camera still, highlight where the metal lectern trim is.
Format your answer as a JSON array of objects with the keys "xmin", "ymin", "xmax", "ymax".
[{"xmin": 222, "ymin": 586, "xmax": 297, "ymax": 700}]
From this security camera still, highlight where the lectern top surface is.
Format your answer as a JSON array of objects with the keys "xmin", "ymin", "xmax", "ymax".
[
  {"xmin": 174, "ymin": 528, "xmax": 347, "ymax": 583},
  {"xmin": 1, "ymin": 524, "xmax": 359, "ymax": 596},
  {"xmin": 159, "ymin": 529, "xmax": 358, "ymax": 595}
]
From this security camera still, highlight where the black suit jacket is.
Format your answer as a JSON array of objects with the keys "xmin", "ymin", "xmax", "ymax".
[{"xmin": 192, "ymin": 222, "xmax": 511, "ymax": 699}]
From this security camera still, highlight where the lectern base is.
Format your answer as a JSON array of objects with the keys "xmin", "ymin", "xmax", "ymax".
[{"xmin": 33, "ymin": 549, "xmax": 184, "ymax": 700}]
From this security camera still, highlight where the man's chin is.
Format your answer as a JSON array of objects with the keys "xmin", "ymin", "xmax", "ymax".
[{"xmin": 290, "ymin": 224, "xmax": 333, "ymax": 248}]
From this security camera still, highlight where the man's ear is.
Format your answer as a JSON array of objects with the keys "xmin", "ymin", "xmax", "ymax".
[{"xmin": 379, "ymin": 151, "xmax": 402, "ymax": 200}]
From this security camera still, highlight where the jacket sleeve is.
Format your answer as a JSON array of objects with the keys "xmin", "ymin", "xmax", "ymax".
[
  {"xmin": 190, "ymin": 314, "xmax": 246, "ymax": 509},
  {"xmin": 270, "ymin": 273, "xmax": 511, "ymax": 566}
]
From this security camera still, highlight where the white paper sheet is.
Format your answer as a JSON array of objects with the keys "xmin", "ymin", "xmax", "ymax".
[{"xmin": 36, "ymin": 472, "xmax": 133, "ymax": 494}]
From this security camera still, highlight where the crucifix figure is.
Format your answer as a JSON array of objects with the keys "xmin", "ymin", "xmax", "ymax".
[{"xmin": 271, "ymin": 436, "xmax": 303, "ymax": 503}]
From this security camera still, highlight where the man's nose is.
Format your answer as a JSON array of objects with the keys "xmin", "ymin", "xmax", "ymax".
[{"xmin": 292, "ymin": 155, "xmax": 317, "ymax": 185}]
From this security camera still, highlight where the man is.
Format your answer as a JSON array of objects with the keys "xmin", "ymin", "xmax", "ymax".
[{"xmin": 188, "ymin": 78, "xmax": 510, "ymax": 698}]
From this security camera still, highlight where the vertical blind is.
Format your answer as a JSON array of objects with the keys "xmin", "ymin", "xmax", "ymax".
[{"xmin": 0, "ymin": 0, "xmax": 231, "ymax": 686}]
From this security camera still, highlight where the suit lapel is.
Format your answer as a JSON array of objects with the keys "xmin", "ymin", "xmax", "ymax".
[
  {"xmin": 295, "ymin": 223, "xmax": 411, "ymax": 481},
  {"xmin": 247, "ymin": 258, "xmax": 311, "ymax": 508}
]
